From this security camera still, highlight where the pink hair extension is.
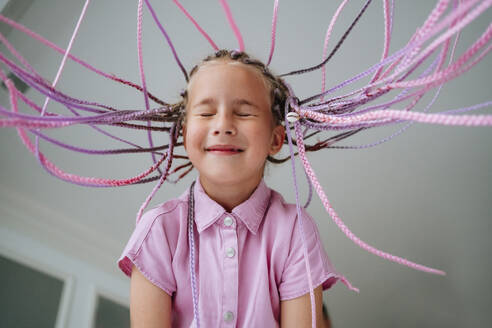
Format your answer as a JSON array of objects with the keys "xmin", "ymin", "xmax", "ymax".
[
  {"xmin": 0, "ymin": 68, "xmax": 176, "ymax": 185},
  {"xmin": 300, "ymin": 108, "xmax": 492, "ymax": 127},
  {"xmin": 0, "ymin": 119, "xmax": 72, "ymax": 129},
  {"xmin": 388, "ymin": 26, "xmax": 492, "ymax": 89},
  {"xmin": 35, "ymin": 0, "xmax": 91, "ymax": 176},
  {"xmin": 137, "ymin": 0, "xmax": 161, "ymax": 175},
  {"xmin": 29, "ymin": 129, "xmax": 168, "ymax": 156},
  {"xmin": 292, "ymin": 118, "xmax": 446, "ymax": 276},
  {"xmin": 172, "ymin": 0, "xmax": 219, "ymax": 51},
  {"xmin": 284, "ymin": 102, "xmax": 317, "ymax": 328},
  {"xmin": 0, "ymin": 31, "xmax": 37, "ymax": 76},
  {"xmin": 330, "ymin": 27, "xmax": 460, "ymax": 123},
  {"xmin": 301, "ymin": 41, "xmax": 419, "ymax": 105},
  {"xmin": 324, "ymin": 0, "xmax": 481, "ymax": 106},
  {"xmin": 266, "ymin": 0, "xmax": 279, "ymax": 66},
  {"xmin": 384, "ymin": 0, "xmax": 488, "ymax": 85},
  {"xmin": 0, "ymin": 58, "xmax": 114, "ymax": 114},
  {"xmin": 368, "ymin": 0, "xmax": 392, "ymax": 84},
  {"xmin": 20, "ymin": 127, "xmax": 169, "ymax": 187},
  {"xmin": 323, "ymin": 98, "xmax": 492, "ymax": 150},
  {"xmin": 0, "ymin": 14, "xmax": 166, "ymax": 107},
  {"xmin": 0, "ymin": 71, "xmax": 168, "ymax": 188},
  {"xmin": 387, "ymin": 37, "xmax": 490, "ymax": 92},
  {"xmin": 39, "ymin": 0, "xmax": 91, "ymax": 117},
  {"xmin": 300, "ymin": 33, "xmax": 487, "ymax": 122},
  {"xmin": 376, "ymin": 0, "xmax": 454, "ymax": 84},
  {"xmin": 0, "ymin": 105, "xmax": 173, "ymax": 126},
  {"xmin": 0, "ymin": 14, "xmax": 110, "ymax": 78},
  {"xmin": 144, "ymin": 0, "xmax": 189, "ymax": 81},
  {"xmin": 320, "ymin": 0, "xmax": 350, "ymax": 101},
  {"xmin": 136, "ymin": 123, "xmax": 178, "ymax": 223},
  {"xmin": 307, "ymin": 2, "xmax": 490, "ymax": 109},
  {"xmin": 218, "ymin": 0, "xmax": 245, "ymax": 51},
  {"xmin": 137, "ymin": 0, "xmax": 150, "ymax": 113},
  {"xmin": 395, "ymin": 0, "xmax": 451, "ymax": 73}
]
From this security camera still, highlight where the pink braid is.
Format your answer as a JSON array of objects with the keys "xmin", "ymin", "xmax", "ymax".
[
  {"xmin": 299, "ymin": 109, "xmax": 492, "ymax": 126},
  {"xmin": 0, "ymin": 70, "xmax": 167, "ymax": 187},
  {"xmin": 266, "ymin": 0, "xmax": 280, "ymax": 66},
  {"xmin": 0, "ymin": 32, "xmax": 37, "ymax": 75},
  {"xmin": 0, "ymin": 119, "xmax": 72, "ymax": 129},
  {"xmin": 369, "ymin": 0, "xmax": 392, "ymax": 84},
  {"xmin": 0, "ymin": 14, "xmax": 157, "ymax": 103},
  {"xmin": 390, "ymin": 0, "xmax": 488, "ymax": 82},
  {"xmin": 137, "ymin": 0, "xmax": 161, "ymax": 173},
  {"xmin": 292, "ymin": 118, "xmax": 446, "ymax": 275},
  {"xmin": 320, "ymin": 0, "xmax": 350, "ymax": 101},
  {"xmin": 397, "ymin": 0, "xmax": 450, "ymax": 72},
  {"xmin": 35, "ymin": 0, "xmax": 91, "ymax": 177},
  {"xmin": 173, "ymin": 0, "xmax": 219, "ymax": 50},
  {"xmin": 334, "ymin": 12, "xmax": 490, "ymax": 102},
  {"xmin": 389, "ymin": 24, "xmax": 492, "ymax": 89},
  {"xmin": 371, "ymin": 0, "xmax": 484, "ymax": 90},
  {"xmin": 219, "ymin": 0, "xmax": 245, "ymax": 51}
]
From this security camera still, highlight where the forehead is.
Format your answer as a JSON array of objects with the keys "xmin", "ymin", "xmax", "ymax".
[{"xmin": 186, "ymin": 60, "xmax": 270, "ymax": 104}]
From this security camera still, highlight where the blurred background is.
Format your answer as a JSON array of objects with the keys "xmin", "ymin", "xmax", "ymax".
[{"xmin": 0, "ymin": 0, "xmax": 490, "ymax": 327}]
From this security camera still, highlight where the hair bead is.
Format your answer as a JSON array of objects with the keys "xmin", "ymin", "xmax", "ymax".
[{"xmin": 286, "ymin": 111, "xmax": 300, "ymax": 123}]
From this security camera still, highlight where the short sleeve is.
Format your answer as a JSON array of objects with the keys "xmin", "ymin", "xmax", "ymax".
[
  {"xmin": 118, "ymin": 208, "xmax": 177, "ymax": 296},
  {"xmin": 278, "ymin": 209, "xmax": 339, "ymax": 300}
]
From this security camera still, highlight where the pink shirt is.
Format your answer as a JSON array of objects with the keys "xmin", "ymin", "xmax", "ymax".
[{"xmin": 119, "ymin": 179, "xmax": 341, "ymax": 327}]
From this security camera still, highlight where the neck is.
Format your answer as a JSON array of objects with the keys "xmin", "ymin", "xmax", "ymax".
[{"xmin": 198, "ymin": 175, "xmax": 262, "ymax": 212}]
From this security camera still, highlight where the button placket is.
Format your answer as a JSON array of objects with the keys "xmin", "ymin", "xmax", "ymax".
[{"xmin": 221, "ymin": 215, "xmax": 238, "ymax": 326}]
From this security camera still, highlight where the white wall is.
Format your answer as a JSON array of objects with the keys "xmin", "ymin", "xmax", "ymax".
[
  {"xmin": 0, "ymin": 227, "xmax": 128, "ymax": 328},
  {"xmin": 0, "ymin": 1, "xmax": 491, "ymax": 327}
]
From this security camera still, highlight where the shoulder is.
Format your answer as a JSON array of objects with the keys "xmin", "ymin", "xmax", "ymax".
[
  {"xmin": 132, "ymin": 192, "xmax": 189, "ymax": 248},
  {"xmin": 266, "ymin": 189, "xmax": 318, "ymax": 235},
  {"xmin": 139, "ymin": 197, "xmax": 185, "ymax": 226},
  {"xmin": 118, "ymin": 191, "xmax": 189, "ymax": 283},
  {"xmin": 138, "ymin": 186, "xmax": 191, "ymax": 226}
]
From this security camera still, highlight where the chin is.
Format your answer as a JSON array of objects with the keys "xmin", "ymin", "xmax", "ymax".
[
  {"xmin": 201, "ymin": 169, "xmax": 254, "ymax": 186},
  {"xmin": 206, "ymin": 173, "xmax": 244, "ymax": 185}
]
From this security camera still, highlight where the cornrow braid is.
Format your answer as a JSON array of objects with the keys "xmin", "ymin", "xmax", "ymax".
[{"xmin": 181, "ymin": 49, "xmax": 289, "ymax": 126}]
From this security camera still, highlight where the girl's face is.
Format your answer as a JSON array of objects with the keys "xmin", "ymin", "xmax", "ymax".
[{"xmin": 183, "ymin": 60, "xmax": 285, "ymax": 187}]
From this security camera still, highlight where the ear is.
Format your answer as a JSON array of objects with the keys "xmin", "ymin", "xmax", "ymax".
[{"xmin": 269, "ymin": 125, "xmax": 285, "ymax": 156}]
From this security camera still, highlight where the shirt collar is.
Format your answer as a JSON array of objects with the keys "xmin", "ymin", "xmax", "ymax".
[{"xmin": 192, "ymin": 177, "xmax": 271, "ymax": 235}]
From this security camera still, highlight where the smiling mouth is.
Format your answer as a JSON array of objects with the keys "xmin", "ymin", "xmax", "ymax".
[{"xmin": 205, "ymin": 146, "xmax": 244, "ymax": 154}]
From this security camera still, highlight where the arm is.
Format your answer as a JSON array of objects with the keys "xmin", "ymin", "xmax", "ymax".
[
  {"xmin": 280, "ymin": 285, "xmax": 327, "ymax": 328},
  {"xmin": 130, "ymin": 265, "xmax": 172, "ymax": 328}
]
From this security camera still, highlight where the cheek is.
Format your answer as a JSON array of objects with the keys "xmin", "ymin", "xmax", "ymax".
[
  {"xmin": 184, "ymin": 121, "xmax": 205, "ymax": 149},
  {"xmin": 250, "ymin": 124, "xmax": 276, "ymax": 151}
]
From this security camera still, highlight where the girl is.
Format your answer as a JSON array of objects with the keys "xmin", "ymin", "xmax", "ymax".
[{"xmin": 118, "ymin": 50, "xmax": 340, "ymax": 327}]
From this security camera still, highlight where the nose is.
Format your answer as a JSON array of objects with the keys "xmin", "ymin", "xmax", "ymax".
[{"xmin": 212, "ymin": 111, "xmax": 236, "ymax": 136}]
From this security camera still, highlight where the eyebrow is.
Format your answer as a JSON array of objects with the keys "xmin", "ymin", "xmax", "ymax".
[
  {"xmin": 192, "ymin": 98, "xmax": 260, "ymax": 109},
  {"xmin": 232, "ymin": 98, "xmax": 260, "ymax": 109},
  {"xmin": 192, "ymin": 97, "xmax": 216, "ymax": 109}
]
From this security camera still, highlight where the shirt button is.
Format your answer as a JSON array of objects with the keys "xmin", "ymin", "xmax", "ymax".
[
  {"xmin": 223, "ymin": 311, "xmax": 234, "ymax": 322},
  {"xmin": 225, "ymin": 247, "xmax": 235, "ymax": 258},
  {"xmin": 223, "ymin": 216, "xmax": 234, "ymax": 227}
]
